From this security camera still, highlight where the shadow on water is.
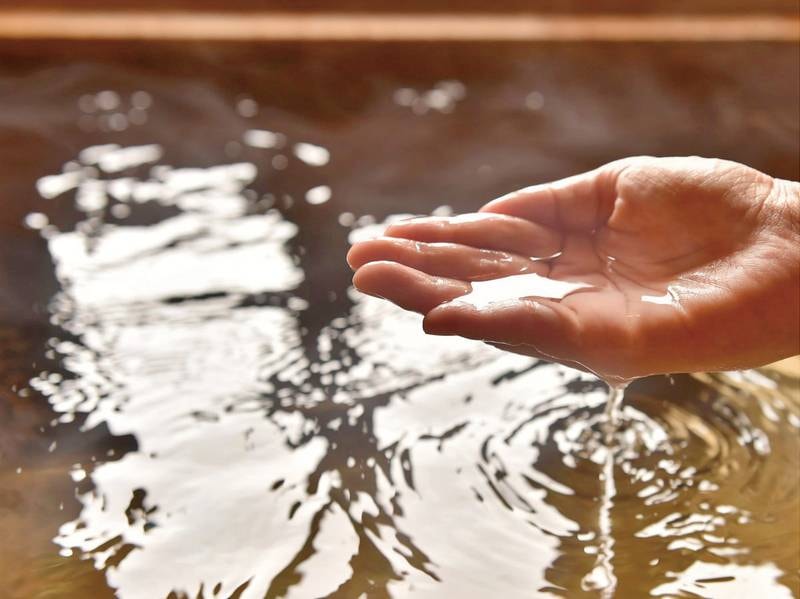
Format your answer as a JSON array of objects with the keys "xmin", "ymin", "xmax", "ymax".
[{"xmin": 0, "ymin": 42, "xmax": 798, "ymax": 598}]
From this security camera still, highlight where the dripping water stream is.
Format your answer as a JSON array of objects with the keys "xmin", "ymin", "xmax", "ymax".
[{"xmin": 582, "ymin": 381, "xmax": 629, "ymax": 597}]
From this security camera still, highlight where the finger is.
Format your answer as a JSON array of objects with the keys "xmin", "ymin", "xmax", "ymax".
[
  {"xmin": 347, "ymin": 237, "xmax": 546, "ymax": 281},
  {"xmin": 423, "ymin": 297, "xmax": 584, "ymax": 364},
  {"xmin": 352, "ymin": 261, "xmax": 470, "ymax": 314},
  {"xmin": 384, "ymin": 213, "xmax": 561, "ymax": 258},
  {"xmin": 480, "ymin": 159, "xmax": 636, "ymax": 231}
]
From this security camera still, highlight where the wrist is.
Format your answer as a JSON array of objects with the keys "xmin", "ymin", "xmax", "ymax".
[
  {"xmin": 773, "ymin": 178, "xmax": 800, "ymax": 358},
  {"xmin": 771, "ymin": 177, "xmax": 800, "ymax": 232}
]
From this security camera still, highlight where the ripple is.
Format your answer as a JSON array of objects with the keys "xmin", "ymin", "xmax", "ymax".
[
  {"xmin": 477, "ymin": 375, "xmax": 798, "ymax": 596},
  {"xmin": 27, "ymin": 141, "xmax": 800, "ymax": 598}
]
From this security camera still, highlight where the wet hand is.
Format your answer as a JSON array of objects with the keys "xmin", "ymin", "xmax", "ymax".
[{"xmin": 347, "ymin": 157, "xmax": 800, "ymax": 379}]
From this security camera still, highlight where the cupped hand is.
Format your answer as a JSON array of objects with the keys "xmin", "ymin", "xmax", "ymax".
[{"xmin": 347, "ymin": 157, "xmax": 800, "ymax": 380}]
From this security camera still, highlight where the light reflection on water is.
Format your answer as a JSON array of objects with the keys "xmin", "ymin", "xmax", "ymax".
[{"xmin": 27, "ymin": 126, "xmax": 799, "ymax": 597}]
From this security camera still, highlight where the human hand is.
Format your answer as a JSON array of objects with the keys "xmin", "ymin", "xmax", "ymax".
[{"xmin": 347, "ymin": 157, "xmax": 800, "ymax": 381}]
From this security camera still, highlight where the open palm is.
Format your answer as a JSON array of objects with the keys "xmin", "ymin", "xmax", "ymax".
[{"xmin": 348, "ymin": 157, "xmax": 799, "ymax": 380}]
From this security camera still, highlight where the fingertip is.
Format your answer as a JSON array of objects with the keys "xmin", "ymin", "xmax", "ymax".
[
  {"xmin": 383, "ymin": 220, "xmax": 409, "ymax": 234},
  {"xmin": 478, "ymin": 189, "xmax": 527, "ymax": 214},
  {"xmin": 478, "ymin": 185, "xmax": 563, "ymax": 230},
  {"xmin": 346, "ymin": 244, "xmax": 362, "ymax": 270},
  {"xmin": 384, "ymin": 219, "xmax": 427, "ymax": 239},
  {"xmin": 347, "ymin": 239, "xmax": 393, "ymax": 271},
  {"xmin": 353, "ymin": 261, "xmax": 471, "ymax": 315},
  {"xmin": 351, "ymin": 260, "xmax": 390, "ymax": 295},
  {"xmin": 422, "ymin": 301, "xmax": 474, "ymax": 336}
]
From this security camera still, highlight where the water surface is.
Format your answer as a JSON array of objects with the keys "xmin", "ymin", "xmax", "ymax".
[{"xmin": 1, "ymin": 43, "xmax": 798, "ymax": 598}]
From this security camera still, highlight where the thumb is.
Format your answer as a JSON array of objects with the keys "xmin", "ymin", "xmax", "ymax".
[{"xmin": 479, "ymin": 157, "xmax": 641, "ymax": 231}]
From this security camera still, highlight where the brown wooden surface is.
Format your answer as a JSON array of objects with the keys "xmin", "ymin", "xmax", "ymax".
[
  {"xmin": 0, "ymin": 0, "xmax": 798, "ymax": 14},
  {"xmin": 0, "ymin": 12, "xmax": 797, "ymax": 42}
]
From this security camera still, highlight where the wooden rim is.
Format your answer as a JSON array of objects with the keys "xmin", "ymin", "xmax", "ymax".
[{"xmin": 0, "ymin": 12, "xmax": 798, "ymax": 42}]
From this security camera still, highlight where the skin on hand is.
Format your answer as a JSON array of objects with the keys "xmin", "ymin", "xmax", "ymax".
[{"xmin": 347, "ymin": 156, "xmax": 800, "ymax": 380}]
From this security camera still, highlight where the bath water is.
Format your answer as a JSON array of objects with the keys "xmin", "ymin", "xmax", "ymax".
[{"xmin": 2, "ymin": 74, "xmax": 797, "ymax": 598}]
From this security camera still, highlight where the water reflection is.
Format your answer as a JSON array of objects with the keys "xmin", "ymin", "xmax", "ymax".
[
  {"xmin": 29, "ymin": 127, "xmax": 799, "ymax": 598},
  {"xmin": 78, "ymin": 90, "xmax": 153, "ymax": 132}
]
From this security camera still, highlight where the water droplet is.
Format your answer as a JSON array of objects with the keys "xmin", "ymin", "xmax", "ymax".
[{"xmin": 305, "ymin": 185, "xmax": 331, "ymax": 205}]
